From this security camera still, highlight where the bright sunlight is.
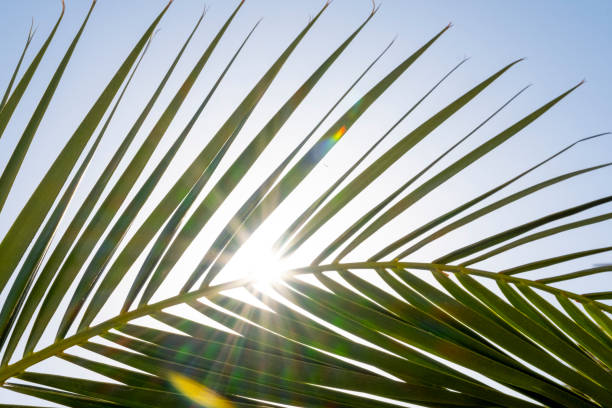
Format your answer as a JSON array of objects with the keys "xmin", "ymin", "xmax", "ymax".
[{"xmin": 222, "ymin": 237, "xmax": 293, "ymax": 284}]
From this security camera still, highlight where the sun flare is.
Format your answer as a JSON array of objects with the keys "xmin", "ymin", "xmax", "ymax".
[{"xmin": 224, "ymin": 239, "xmax": 293, "ymax": 284}]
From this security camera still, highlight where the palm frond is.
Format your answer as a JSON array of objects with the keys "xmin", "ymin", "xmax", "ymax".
[{"xmin": 0, "ymin": 1, "xmax": 610, "ymax": 407}]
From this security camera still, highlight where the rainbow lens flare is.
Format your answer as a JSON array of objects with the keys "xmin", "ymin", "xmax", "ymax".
[{"xmin": 169, "ymin": 372, "xmax": 234, "ymax": 408}]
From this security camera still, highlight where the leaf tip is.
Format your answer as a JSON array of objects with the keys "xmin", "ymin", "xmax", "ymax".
[
  {"xmin": 564, "ymin": 79, "xmax": 586, "ymax": 95},
  {"xmin": 370, "ymin": 0, "xmax": 382, "ymax": 16},
  {"xmin": 24, "ymin": 19, "xmax": 37, "ymax": 45},
  {"xmin": 506, "ymin": 57, "xmax": 525, "ymax": 69}
]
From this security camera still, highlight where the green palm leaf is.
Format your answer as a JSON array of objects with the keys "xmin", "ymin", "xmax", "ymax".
[{"xmin": 0, "ymin": 1, "xmax": 610, "ymax": 407}]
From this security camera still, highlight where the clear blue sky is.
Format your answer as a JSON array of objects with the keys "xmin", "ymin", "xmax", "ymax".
[{"xmin": 0, "ymin": 1, "xmax": 611, "ymax": 405}]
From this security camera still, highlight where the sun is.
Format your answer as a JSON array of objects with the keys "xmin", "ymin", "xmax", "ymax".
[
  {"xmin": 222, "ymin": 237, "xmax": 293, "ymax": 284},
  {"xmin": 249, "ymin": 248, "xmax": 291, "ymax": 284}
]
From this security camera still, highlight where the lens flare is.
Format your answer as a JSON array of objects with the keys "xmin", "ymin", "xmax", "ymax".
[
  {"xmin": 169, "ymin": 372, "xmax": 234, "ymax": 408},
  {"xmin": 332, "ymin": 125, "xmax": 347, "ymax": 141}
]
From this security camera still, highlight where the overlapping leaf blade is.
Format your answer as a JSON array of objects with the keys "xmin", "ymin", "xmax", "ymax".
[
  {"xmin": 0, "ymin": 1, "xmax": 95, "ymax": 211},
  {"xmin": 285, "ymin": 59, "xmax": 524, "ymax": 259},
  {"xmin": 0, "ymin": 1, "xmax": 171, "ymax": 295},
  {"xmin": 277, "ymin": 57, "xmax": 473, "ymax": 256},
  {"xmin": 311, "ymin": 84, "xmax": 532, "ymax": 264},
  {"xmin": 0, "ymin": 2, "xmax": 65, "ymax": 141},
  {"xmin": 0, "ymin": 32, "xmax": 150, "ymax": 365},
  {"xmin": 200, "ymin": 24, "xmax": 453, "ymax": 287},
  {"xmin": 24, "ymin": 1, "xmax": 243, "ymax": 351},
  {"xmin": 65, "ymin": 16, "xmax": 260, "ymax": 337},
  {"xmin": 1, "ymin": 19, "xmax": 35, "ymax": 110},
  {"xmin": 4, "ymin": 10, "xmax": 202, "ymax": 366},
  {"xmin": 338, "ymin": 82, "xmax": 583, "ymax": 261},
  {"xmin": 139, "ymin": 2, "xmax": 358, "ymax": 296},
  {"xmin": 173, "ymin": 13, "xmax": 389, "ymax": 296}
]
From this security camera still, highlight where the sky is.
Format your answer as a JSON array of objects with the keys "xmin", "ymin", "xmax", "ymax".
[{"xmin": 0, "ymin": 0, "xmax": 611, "ymax": 406}]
